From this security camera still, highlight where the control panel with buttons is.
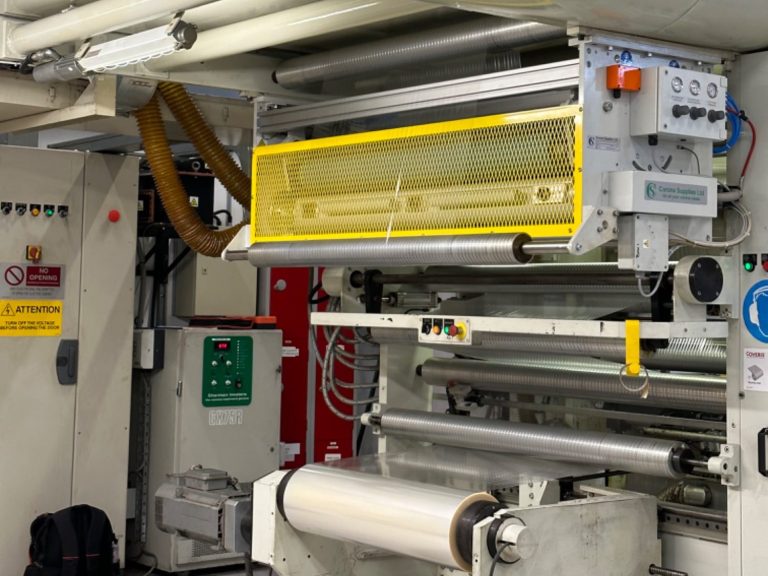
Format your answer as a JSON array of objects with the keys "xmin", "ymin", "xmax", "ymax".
[
  {"xmin": 202, "ymin": 335, "xmax": 253, "ymax": 407},
  {"xmin": 418, "ymin": 316, "xmax": 472, "ymax": 345},
  {"xmin": 630, "ymin": 66, "xmax": 727, "ymax": 141},
  {"xmin": 0, "ymin": 201, "xmax": 68, "ymax": 218}
]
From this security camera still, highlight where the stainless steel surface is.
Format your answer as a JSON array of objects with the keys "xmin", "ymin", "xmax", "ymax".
[
  {"xmin": 273, "ymin": 17, "xmax": 563, "ymax": 88},
  {"xmin": 246, "ymin": 234, "xmax": 532, "ymax": 267},
  {"xmin": 372, "ymin": 409, "xmax": 688, "ymax": 478},
  {"xmin": 258, "ymin": 60, "xmax": 580, "ymax": 133},
  {"xmin": 421, "ymin": 357, "xmax": 725, "ymax": 412},
  {"xmin": 643, "ymin": 428, "xmax": 725, "ymax": 444},
  {"xmin": 519, "ymin": 241, "xmax": 571, "ymax": 255}
]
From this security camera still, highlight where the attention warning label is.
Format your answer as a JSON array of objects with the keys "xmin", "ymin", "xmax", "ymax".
[{"xmin": 0, "ymin": 300, "xmax": 63, "ymax": 336}]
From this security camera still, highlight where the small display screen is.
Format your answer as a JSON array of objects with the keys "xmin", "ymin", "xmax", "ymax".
[{"xmin": 214, "ymin": 341, "xmax": 231, "ymax": 351}]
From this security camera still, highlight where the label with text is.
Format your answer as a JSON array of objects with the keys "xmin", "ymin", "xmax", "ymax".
[
  {"xmin": 0, "ymin": 262, "xmax": 65, "ymax": 299},
  {"xmin": 0, "ymin": 300, "xmax": 63, "ymax": 336}
]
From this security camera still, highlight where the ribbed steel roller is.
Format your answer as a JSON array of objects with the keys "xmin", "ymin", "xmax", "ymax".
[
  {"xmin": 246, "ymin": 234, "xmax": 532, "ymax": 267},
  {"xmin": 368, "ymin": 328, "xmax": 726, "ymax": 374},
  {"xmin": 419, "ymin": 357, "xmax": 725, "ymax": 412},
  {"xmin": 368, "ymin": 409, "xmax": 691, "ymax": 478}
]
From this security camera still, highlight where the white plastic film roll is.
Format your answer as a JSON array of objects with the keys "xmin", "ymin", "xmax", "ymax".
[{"xmin": 280, "ymin": 465, "xmax": 497, "ymax": 570}]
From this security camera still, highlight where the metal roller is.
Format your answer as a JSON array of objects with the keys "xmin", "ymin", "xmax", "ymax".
[
  {"xmin": 419, "ymin": 358, "xmax": 726, "ymax": 412},
  {"xmin": 369, "ymin": 328, "xmax": 726, "ymax": 374},
  {"xmin": 365, "ymin": 409, "xmax": 692, "ymax": 478},
  {"xmin": 244, "ymin": 234, "xmax": 533, "ymax": 267}
]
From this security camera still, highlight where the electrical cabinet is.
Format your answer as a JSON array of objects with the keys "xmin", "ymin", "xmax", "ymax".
[
  {"xmin": 0, "ymin": 146, "xmax": 138, "ymax": 573},
  {"xmin": 144, "ymin": 327, "xmax": 282, "ymax": 572}
]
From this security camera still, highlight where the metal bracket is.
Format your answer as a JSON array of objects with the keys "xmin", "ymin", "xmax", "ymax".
[
  {"xmin": 708, "ymin": 443, "xmax": 740, "ymax": 487},
  {"xmin": 567, "ymin": 206, "xmax": 618, "ymax": 255},
  {"xmin": 519, "ymin": 480, "xmax": 559, "ymax": 507}
]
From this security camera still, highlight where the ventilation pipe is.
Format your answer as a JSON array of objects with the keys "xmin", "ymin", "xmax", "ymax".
[
  {"xmin": 146, "ymin": 0, "xmax": 436, "ymax": 70},
  {"xmin": 273, "ymin": 17, "xmax": 563, "ymax": 89},
  {"xmin": 135, "ymin": 82, "xmax": 249, "ymax": 257}
]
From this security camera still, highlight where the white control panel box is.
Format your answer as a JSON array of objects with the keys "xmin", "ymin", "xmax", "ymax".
[
  {"xmin": 631, "ymin": 66, "xmax": 727, "ymax": 141},
  {"xmin": 609, "ymin": 171, "xmax": 718, "ymax": 218}
]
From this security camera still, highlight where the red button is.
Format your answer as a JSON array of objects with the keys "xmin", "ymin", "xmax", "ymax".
[
  {"xmin": 762, "ymin": 260, "xmax": 768, "ymax": 273},
  {"xmin": 107, "ymin": 209, "xmax": 121, "ymax": 223},
  {"xmin": 448, "ymin": 325, "xmax": 458, "ymax": 337}
]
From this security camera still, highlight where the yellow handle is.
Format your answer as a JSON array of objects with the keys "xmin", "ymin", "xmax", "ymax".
[{"xmin": 625, "ymin": 319, "xmax": 641, "ymax": 377}]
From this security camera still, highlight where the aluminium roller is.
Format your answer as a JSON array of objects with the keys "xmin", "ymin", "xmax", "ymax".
[
  {"xmin": 245, "ymin": 233, "xmax": 533, "ymax": 267},
  {"xmin": 419, "ymin": 358, "xmax": 725, "ymax": 412},
  {"xmin": 369, "ymin": 329, "xmax": 726, "ymax": 374},
  {"xmin": 365, "ymin": 409, "xmax": 692, "ymax": 478}
]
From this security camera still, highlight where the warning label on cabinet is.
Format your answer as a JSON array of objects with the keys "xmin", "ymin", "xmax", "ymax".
[
  {"xmin": 0, "ymin": 262, "xmax": 65, "ymax": 299},
  {"xmin": 0, "ymin": 300, "xmax": 63, "ymax": 336}
]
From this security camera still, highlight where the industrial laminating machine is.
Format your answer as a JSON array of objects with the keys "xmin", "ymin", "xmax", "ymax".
[{"xmin": 153, "ymin": 22, "xmax": 764, "ymax": 576}]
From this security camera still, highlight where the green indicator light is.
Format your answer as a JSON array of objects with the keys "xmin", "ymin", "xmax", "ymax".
[
  {"xmin": 444, "ymin": 326, "xmax": 450, "ymax": 334},
  {"xmin": 745, "ymin": 262, "xmax": 755, "ymax": 272},
  {"xmin": 45, "ymin": 208, "xmax": 55, "ymax": 217}
]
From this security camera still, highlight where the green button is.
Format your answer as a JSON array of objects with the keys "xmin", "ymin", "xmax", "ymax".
[{"xmin": 745, "ymin": 262, "xmax": 755, "ymax": 272}]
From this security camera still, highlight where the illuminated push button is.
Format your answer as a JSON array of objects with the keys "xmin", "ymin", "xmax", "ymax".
[
  {"xmin": 107, "ymin": 209, "xmax": 121, "ymax": 223},
  {"xmin": 224, "ymin": 379, "xmax": 232, "ymax": 386},
  {"xmin": 225, "ymin": 360, "xmax": 233, "ymax": 367},
  {"xmin": 211, "ymin": 360, "xmax": 218, "ymax": 367},
  {"xmin": 432, "ymin": 325, "xmax": 441, "ymax": 335},
  {"xmin": 447, "ymin": 325, "xmax": 459, "ymax": 337},
  {"xmin": 44, "ymin": 205, "xmax": 55, "ymax": 217},
  {"xmin": 211, "ymin": 380, "xmax": 218, "ymax": 386},
  {"xmin": 30, "ymin": 204, "xmax": 41, "ymax": 217}
]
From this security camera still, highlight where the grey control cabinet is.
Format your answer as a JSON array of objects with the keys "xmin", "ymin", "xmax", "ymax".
[{"xmin": 144, "ymin": 327, "xmax": 282, "ymax": 572}]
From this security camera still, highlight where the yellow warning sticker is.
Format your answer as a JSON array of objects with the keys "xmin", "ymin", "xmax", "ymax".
[{"xmin": 0, "ymin": 300, "xmax": 63, "ymax": 336}]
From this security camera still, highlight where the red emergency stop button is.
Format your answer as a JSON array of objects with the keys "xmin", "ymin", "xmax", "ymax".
[{"xmin": 108, "ymin": 209, "xmax": 121, "ymax": 223}]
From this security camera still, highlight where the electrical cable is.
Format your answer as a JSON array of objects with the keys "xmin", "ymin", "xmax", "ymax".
[
  {"xmin": 637, "ymin": 272, "xmax": 665, "ymax": 298},
  {"xmin": 676, "ymin": 145, "xmax": 700, "ymax": 175},
  {"xmin": 714, "ymin": 93, "xmax": 742, "ymax": 155},
  {"xmin": 741, "ymin": 116, "xmax": 757, "ymax": 182},
  {"xmin": 670, "ymin": 200, "xmax": 752, "ymax": 248},
  {"xmin": 489, "ymin": 542, "xmax": 514, "ymax": 576}
]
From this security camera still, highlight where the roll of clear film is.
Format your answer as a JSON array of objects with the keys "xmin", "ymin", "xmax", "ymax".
[{"xmin": 279, "ymin": 465, "xmax": 497, "ymax": 570}]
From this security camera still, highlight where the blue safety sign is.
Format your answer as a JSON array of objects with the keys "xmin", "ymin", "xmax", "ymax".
[{"xmin": 744, "ymin": 280, "xmax": 768, "ymax": 343}]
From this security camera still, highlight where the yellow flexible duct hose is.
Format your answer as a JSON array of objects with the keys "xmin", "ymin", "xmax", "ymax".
[
  {"xmin": 157, "ymin": 82, "xmax": 252, "ymax": 208},
  {"xmin": 135, "ymin": 94, "xmax": 244, "ymax": 257}
]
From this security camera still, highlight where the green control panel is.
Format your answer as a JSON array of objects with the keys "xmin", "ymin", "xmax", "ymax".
[{"xmin": 202, "ymin": 335, "xmax": 253, "ymax": 407}]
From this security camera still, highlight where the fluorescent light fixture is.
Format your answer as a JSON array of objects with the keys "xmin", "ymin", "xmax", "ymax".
[
  {"xmin": 77, "ymin": 18, "xmax": 197, "ymax": 72},
  {"xmin": 32, "ymin": 15, "xmax": 196, "ymax": 82}
]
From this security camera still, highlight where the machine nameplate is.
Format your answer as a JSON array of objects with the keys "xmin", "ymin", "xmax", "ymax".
[
  {"xmin": 0, "ymin": 262, "xmax": 65, "ymax": 299},
  {"xmin": 202, "ymin": 336, "xmax": 253, "ymax": 407},
  {"xmin": 645, "ymin": 180, "xmax": 708, "ymax": 205},
  {"xmin": 208, "ymin": 408, "xmax": 244, "ymax": 426},
  {"xmin": 586, "ymin": 135, "xmax": 620, "ymax": 151},
  {"xmin": 0, "ymin": 299, "xmax": 63, "ymax": 337}
]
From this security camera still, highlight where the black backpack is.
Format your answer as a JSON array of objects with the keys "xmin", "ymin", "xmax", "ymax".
[{"xmin": 24, "ymin": 504, "xmax": 120, "ymax": 576}]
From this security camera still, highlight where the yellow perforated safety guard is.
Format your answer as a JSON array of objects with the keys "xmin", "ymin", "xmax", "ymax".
[{"xmin": 251, "ymin": 105, "xmax": 583, "ymax": 244}]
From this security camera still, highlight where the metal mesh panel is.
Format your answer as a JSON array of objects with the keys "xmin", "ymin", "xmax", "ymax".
[{"xmin": 251, "ymin": 105, "xmax": 582, "ymax": 243}]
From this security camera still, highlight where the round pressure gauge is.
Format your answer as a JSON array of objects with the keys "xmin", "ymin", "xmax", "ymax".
[
  {"xmin": 707, "ymin": 82, "xmax": 718, "ymax": 99},
  {"xmin": 690, "ymin": 79, "xmax": 701, "ymax": 96},
  {"xmin": 671, "ymin": 76, "xmax": 684, "ymax": 93}
]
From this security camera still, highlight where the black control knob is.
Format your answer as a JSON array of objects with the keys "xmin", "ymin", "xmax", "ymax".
[
  {"xmin": 672, "ymin": 105, "xmax": 690, "ymax": 118},
  {"xmin": 689, "ymin": 107, "xmax": 707, "ymax": 120},
  {"xmin": 708, "ymin": 109, "xmax": 726, "ymax": 123},
  {"xmin": 0, "ymin": 202, "xmax": 11, "ymax": 215},
  {"xmin": 15, "ymin": 204, "xmax": 26, "ymax": 216}
]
